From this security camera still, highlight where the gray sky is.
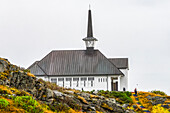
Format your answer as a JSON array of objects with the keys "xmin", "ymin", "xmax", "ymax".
[{"xmin": 0, "ymin": 0, "xmax": 170, "ymax": 94}]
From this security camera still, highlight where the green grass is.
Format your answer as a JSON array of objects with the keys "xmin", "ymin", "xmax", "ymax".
[
  {"xmin": 14, "ymin": 96, "xmax": 44, "ymax": 113},
  {"xmin": 0, "ymin": 99, "xmax": 9, "ymax": 108}
]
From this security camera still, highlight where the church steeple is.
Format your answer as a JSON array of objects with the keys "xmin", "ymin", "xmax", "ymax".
[{"xmin": 83, "ymin": 7, "xmax": 98, "ymax": 51}]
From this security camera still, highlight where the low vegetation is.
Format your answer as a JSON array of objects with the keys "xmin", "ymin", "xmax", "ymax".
[
  {"xmin": 88, "ymin": 90, "xmax": 133, "ymax": 104},
  {"xmin": 151, "ymin": 90, "xmax": 167, "ymax": 96}
]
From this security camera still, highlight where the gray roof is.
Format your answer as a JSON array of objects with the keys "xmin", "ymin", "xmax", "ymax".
[
  {"xmin": 109, "ymin": 58, "xmax": 129, "ymax": 69},
  {"xmin": 28, "ymin": 50, "xmax": 123, "ymax": 76},
  {"xmin": 28, "ymin": 61, "xmax": 46, "ymax": 75}
]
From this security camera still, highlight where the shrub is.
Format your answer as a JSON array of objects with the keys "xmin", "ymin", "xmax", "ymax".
[
  {"xmin": 152, "ymin": 104, "xmax": 170, "ymax": 113},
  {"xmin": 97, "ymin": 90, "xmax": 133, "ymax": 104},
  {"xmin": 49, "ymin": 103, "xmax": 70, "ymax": 112},
  {"xmin": 0, "ymin": 99, "xmax": 9, "ymax": 109},
  {"xmin": 14, "ymin": 96, "xmax": 43, "ymax": 113},
  {"xmin": 151, "ymin": 90, "xmax": 166, "ymax": 96}
]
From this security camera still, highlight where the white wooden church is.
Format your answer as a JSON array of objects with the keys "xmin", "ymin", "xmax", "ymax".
[{"xmin": 28, "ymin": 9, "xmax": 129, "ymax": 91}]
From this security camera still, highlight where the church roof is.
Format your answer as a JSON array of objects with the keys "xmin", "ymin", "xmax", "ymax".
[
  {"xmin": 109, "ymin": 58, "xmax": 129, "ymax": 69},
  {"xmin": 28, "ymin": 61, "xmax": 46, "ymax": 75},
  {"xmin": 28, "ymin": 50, "xmax": 123, "ymax": 76}
]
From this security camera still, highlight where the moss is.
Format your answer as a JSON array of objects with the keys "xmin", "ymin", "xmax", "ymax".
[
  {"xmin": 0, "ymin": 98, "xmax": 9, "ymax": 108},
  {"xmin": 0, "ymin": 72, "xmax": 8, "ymax": 80},
  {"xmin": 101, "ymin": 103, "xmax": 113, "ymax": 111},
  {"xmin": 0, "ymin": 85, "xmax": 13, "ymax": 95},
  {"xmin": 90, "ymin": 94, "xmax": 99, "ymax": 98},
  {"xmin": 77, "ymin": 96, "xmax": 88, "ymax": 104},
  {"xmin": 0, "ymin": 58, "xmax": 10, "ymax": 64},
  {"xmin": 42, "ymin": 95, "xmax": 47, "ymax": 98},
  {"xmin": 27, "ymin": 72, "xmax": 35, "ymax": 78}
]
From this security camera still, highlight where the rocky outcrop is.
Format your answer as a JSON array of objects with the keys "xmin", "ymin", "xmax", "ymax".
[
  {"xmin": 147, "ymin": 95, "xmax": 167, "ymax": 105},
  {"xmin": 0, "ymin": 58, "xmax": 54, "ymax": 102}
]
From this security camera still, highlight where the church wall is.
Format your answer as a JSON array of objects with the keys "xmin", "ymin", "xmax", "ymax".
[
  {"xmin": 48, "ymin": 76, "xmax": 110, "ymax": 91},
  {"xmin": 120, "ymin": 69, "xmax": 128, "ymax": 91},
  {"xmin": 35, "ymin": 75, "xmax": 126, "ymax": 91}
]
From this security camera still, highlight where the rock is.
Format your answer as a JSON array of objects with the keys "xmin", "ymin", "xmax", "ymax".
[
  {"xmin": 93, "ymin": 91, "xmax": 98, "ymax": 95},
  {"xmin": 133, "ymin": 105, "xmax": 137, "ymax": 109},
  {"xmin": 81, "ymin": 92, "xmax": 90, "ymax": 98},
  {"xmin": 53, "ymin": 90, "xmax": 64, "ymax": 97},
  {"xmin": 107, "ymin": 98, "xmax": 116, "ymax": 103},
  {"xmin": 125, "ymin": 109, "xmax": 136, "ymax": 113},
  {"xmin": 89, "ymin": 106, "xmax": 96, "ymax": 111},
  {"xmin": 151, "ymin": 96, "xmax": 167, "ymax": 105},
  {"xmin": 161, "ymin": 104, "xmax": 169, "ymax": 109},
  {"xmin": 46, "ymin": 98, "xmax": 55, "ymax": 104},
  {"xmin": 122, "ymin": 103, "xmax": 129, "ymax": 108},
  {"xmin": 0, "ymin": 63, "xmax": 4, "ymax": 72},
  {"xmin": 64, "ymin": 90, "xmax": 74, "ymax": 94},
  {"xmin": 46, "ymin": 88, "xmax": 54, "ymax": 98},
  {"xmin": 0, "ymin": 80, "xmax": 4, "ymax": 85},
  {"xmin": 146, "ymin": 95, "xmax": 152, "ymax": 100}
]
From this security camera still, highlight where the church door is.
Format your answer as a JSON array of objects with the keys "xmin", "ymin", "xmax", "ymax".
[{"xmin": 111, "ymin": 77, "xmax": 118, "ymax": 91}]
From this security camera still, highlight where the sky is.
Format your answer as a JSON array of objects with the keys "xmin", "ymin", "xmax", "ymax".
[{"xmin": 0, "ymin": 0, "xmax": 170, "ymax": 94}]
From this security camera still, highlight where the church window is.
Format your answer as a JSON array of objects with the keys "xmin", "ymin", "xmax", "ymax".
[
  {"xmin": 66, "ymin": 78, "xmax": 72, "ymax": 87},
  {"xmin": 73, "ymin": 78, "xmax": 79, "ymax": 87},
  {"xmin": 91, "ymin": 81, "xmax": 93, "ymax": 87},
  {"xmin": 98, "ymin": 78, "xmax": 100, "ymax": 82},
  {"xmin": 81, "ymin": 78, "xmax": 87, "ymax": 81},
  {"xmin": 88, "ymin": 77, "xmax": 94, "ymax": 81},
  {"xmin": 81, "ymin": 77, "xmax": 87, "ymax": 87},
  {"xmin": 73, "ymin": 78, "xmax": 79, "ymax": 81},
  {"xmin": 66, "ymin": 78, "xmax": 72, "ymax": 81},
  {"xmin": 58, "ymin": 78, "xmax": 64, "ymax": 87},
  {"xmin": 76, "ymin": 81, "xmax": 79, "ymax": 87},
  {"xmin": 101, "ymin": 78, "xmax": 102, "ymax": 82},
  {"xmin": 51, "ymin": 78, "xmax": 57, "ymax": 84},
  {"xmin": 58, "ymin": 78, "xmax": 64, "ymax": 81}
]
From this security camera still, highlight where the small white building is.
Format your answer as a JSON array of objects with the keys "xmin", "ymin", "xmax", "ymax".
[{"xmin": 28, "ymin": 9, "xmax": 129, "ymax": 91}]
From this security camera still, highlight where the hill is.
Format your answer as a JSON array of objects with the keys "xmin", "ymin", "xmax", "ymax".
[{"xmin": 0, "ymin": 57, "xmax": 170, "ymax": 113}]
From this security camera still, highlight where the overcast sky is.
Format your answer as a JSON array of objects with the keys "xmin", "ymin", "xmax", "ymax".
[{"xmin": 0, "ymin": 0, "xmax": 170, "ymax": 94}]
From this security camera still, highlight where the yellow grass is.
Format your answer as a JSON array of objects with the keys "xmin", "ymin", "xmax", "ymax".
[
  {"xmin": 77, "ymin": 96, "xmax": 88, "ymax": 104},
  {"xmin": 27, "ymin": 72, "xmax": 35, "ymax": 77}
]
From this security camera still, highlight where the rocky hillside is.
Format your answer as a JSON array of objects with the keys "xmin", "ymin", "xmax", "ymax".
[{"xmin": 0, "ymin": 57, "xmax": 170, "ymax": 113}]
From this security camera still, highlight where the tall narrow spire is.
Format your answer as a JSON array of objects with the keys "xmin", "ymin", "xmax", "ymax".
[
  {"xmin": 83, "ymin": 7, "xmax": 98, "ymax": 51},
  {"xmin": 87, "ymin": 8, "xmax": 93, "ymax": 37}
]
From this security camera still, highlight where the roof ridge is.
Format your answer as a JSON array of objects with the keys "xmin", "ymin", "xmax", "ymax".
[{"xmin": 51, "ymin": 49, "xmax": 99, "ymax": 52}]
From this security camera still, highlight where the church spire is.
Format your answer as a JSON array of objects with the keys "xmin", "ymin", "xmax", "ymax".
[
  {"xmin": 83, "ymin": 7, "xmax": 98, "ymax": 51},
  {"xmin": 87, "ymin": 5, "xmax": 93, "ymax": 37}
]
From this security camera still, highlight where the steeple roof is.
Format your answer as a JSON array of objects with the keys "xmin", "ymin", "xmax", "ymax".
[{"xmin": 83, "ymin": 9, "xmax": 97, "ymax": 41}]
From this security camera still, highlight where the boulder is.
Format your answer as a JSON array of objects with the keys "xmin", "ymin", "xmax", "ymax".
[
  {"xmin": 122, "ymin": 103, "xmax": 129, "ymax": 108},
  {"xmin": 53, "ymin": 90, "xmax": 64, "ymax": 97},
  {"xmin": 0, "ymin": 63, "xmax": 4, "ymax": 72},
  {"xmin": 161, "ymin": 104, "xmax": 169, "ymax": 109}
]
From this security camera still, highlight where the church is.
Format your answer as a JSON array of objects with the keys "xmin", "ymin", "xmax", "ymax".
[{"xmin": 28, "ymin": 9, "xmax": 129, "ymax": 91}]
